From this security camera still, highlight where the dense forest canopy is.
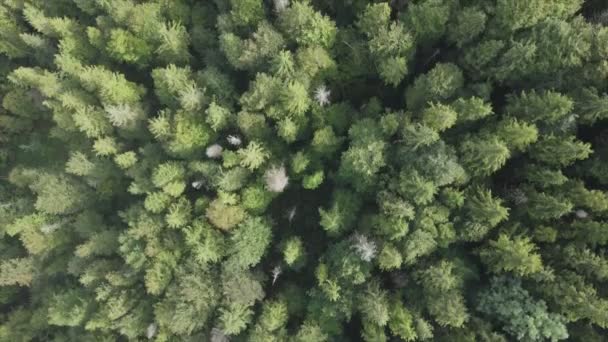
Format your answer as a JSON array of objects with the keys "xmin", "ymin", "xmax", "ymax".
[{"xmin": 1, "ymin": 0, "xmax": 608, "ymax": 341}]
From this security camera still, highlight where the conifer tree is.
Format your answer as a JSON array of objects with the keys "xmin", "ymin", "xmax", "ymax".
[
  {"xmin": 480, "ymin": 234, "xmax": 543, "ymax": 276},
  {"xmin": 477, "ymin": 276, "xmax": 569, "ymax": 341}
]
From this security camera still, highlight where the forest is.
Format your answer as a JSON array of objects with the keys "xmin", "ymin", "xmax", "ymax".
[{"xmin": 1, "ymin": 0, "xmax": 608, "ymax": 341}]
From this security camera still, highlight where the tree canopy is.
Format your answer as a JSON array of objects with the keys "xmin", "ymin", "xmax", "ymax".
[{"xmin": 1, "ymin": 0, "xmax": 608, "ymax": 341}]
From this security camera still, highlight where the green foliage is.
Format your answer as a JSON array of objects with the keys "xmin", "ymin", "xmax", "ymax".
[
  {"xmin": 184, "ymin": 219, "xmax": 226, "ymax": 264},
  {"xmin": 302, "ymin": 170, "xmax": 324, "ymax": 190},
  {"xmin": 1, "ymin": 1, "xmax": 607, "ymax": 341},
  {"xmin": 106, "ymin": 29, "xmax": 152, "ymax": 66},
  {"xmin": 242, "ymin": 185, "xmax": 273, "ymax": 213},
  {"xmin": 359, "ymin": 281, "xmax": 390, "ymax": 327},
  {"xmin": 402, "ymin": 0, "xmax": 451, "ymax": 43},
  {"xmin": 448, "ymin": 7, "xmax": 487, "ymax": 47},
  {"xmin": 541, "ymin": 271, "xmax": 608, "ymax": 328},
  {"xmin": 281, "ymin": 81, "xmax": 310, "ymax": 117},
  {"xmin": 238, "ymin": 141, "xmax": 269, "ymax": 170},
  {"xmin": 93, "ymin": 136, "xmax": 119, "ymax": 156},
  {"xmin": 576, "ymin": 87, "xmax": 608, "ymax": 124},
  {"xmin": 361, "ymin": 320, "xmax": 387, "ymax": 342},
  {"xmin": 337, "ymin": 119, "xmax": 387, "ymax": 192},
  {"xmin": 156, "ymin": 22, "xmax": 190, "ymax": 65},
  {"xmin": 294, "ymin": 321, "xmax": 329, "ymax": 342},
  {"xmin": 358, "ymin": 3, "xmax": 415, "ymax": 86},
  {"xmin": 278, "ymin": 1, "xmax": 337, "ymax": 48},
  {"xmin": 397, "ymin": 170, "xmax": 437, "ymax": 205},
  {"xmin": 452, "ymin": 97, "xmax": 493, "ymax": 122},
  {"xmin": 319, "ymin": 189, "xmax": 362, "ymax": 236},
  {"xmin": 465, "ymin": 188, "xmax": 509, "ymax": 228},
  {"xmin": 155, "ymin": 264, "xmax": 219, "ymax": 336},
  {"xmin": 406, "ymin": 63, "xmax": 464, "ymax": 111},
  {"xmin": 388, "ymin": 300, "xmax": 417, "ymax": 341},
  {"xmin": 496, "ymin": 118, "xmax": 538, "ymax": 151},
  {"xmin": 416, "ymin": 260, "xmax": 469, "ymax": 327},
  {"xmin": 460, "ymin": 136, "xmax": 510, "ymax": 176},
  {"xmin": 377, "ymin": 243, "xmax": 402, "ymax": 271},
  {"xmin": 0, "ymin": 258, "xmax": 34, "ymax": 286},
  {"xmin": 283, "ymin": 236, "xmax": 305, "ymax": 268},
  {"xmin": 530, "ymin": 135, "xmax": 592, "ymax": 166},
  {"xmin": 227, "ymin": 217, "xmax": 272, "ymax": 270},
  {"xmin": 400, "ymin": 122, "xmax": 440, "ymax": 150},
  {"xmin": 527, "ymin": 191, "xmax": 573, "ymax": 220},
  {"xmin": 421, "ymin": 102, "xmax": 457, "ymax": 132},
  {"xmin": 219, "ymin": 303, "xmax": 253, "ymax": 335},
  {"xmin": 221, "ymin": 22, "xmax": 286, "ymax": 71},
  {"xmin": 0, "ymin": 5, "xmax": 29, "ymax": 58},
  {"xmin": 229, "ymin": 0, "xmax": 264, "ymax": 28},
  {"xmin": 217, "ymin": 167, "xmax": 250, "ymax": 192},
  {"xmin": 258, "ymin": 299, "xmax": 288, "ymax": 332},
  {"xmin": 477, "ymin": 276, "xmax": 569, "ymax": 341},
  {"xmin": 114, "ymin": 151, "xmax": 137, "ymax": 169},
  {"xmin": 206, "ymin": 101, "xmax": 233, "ymax": 132},
  {"xmin": 48, "ymin": 289, "xmax": 91, "ymax": 327},
  {"xmin": 480, "ymin": 235, "xmax": 543, "ymax": 276},
  {"xmin": 150, "ymin": 161, "xmax": 186, "ymax": 196},
  {"xmin": 460, "ymin": 188, "xmax": 509, "ymax": 242},
  {"xmin": 165, "ymin": 197, "xmax": 192, "ymax": 228},
  {"xmin": 505, "ymin": 90, "xmax": 574, "ymax": 123},
  {"xmin": 206, "ymin": 199, "xmax": 246, "ymax": 231},
  {"xmin": 144, "ymin": 191, "xmax": 171, "ymax": 214},
  {"xmin": 29, "ymin": 172, "xmax": 92, "ymax": 215}
]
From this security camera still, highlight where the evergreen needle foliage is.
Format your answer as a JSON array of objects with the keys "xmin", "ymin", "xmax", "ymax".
[{"xmin": 1, "ymin": 1, "xmax": 608, "ymax": 341}]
